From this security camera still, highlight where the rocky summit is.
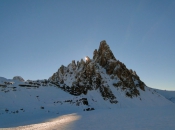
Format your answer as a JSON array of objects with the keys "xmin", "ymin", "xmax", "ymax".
[{"xmin": 49, "ymin": 40, "xmax": 145, "ymax": 103}]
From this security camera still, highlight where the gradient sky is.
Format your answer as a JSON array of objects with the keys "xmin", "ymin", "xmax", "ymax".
[{"xmin": 0, "ymin": 0, "xmax": 175, "ymax": 90}]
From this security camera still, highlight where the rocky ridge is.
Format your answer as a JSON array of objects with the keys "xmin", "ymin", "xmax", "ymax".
[{"xmin": 49, "ymin": 40, "xmax": 146, "ymax": 103}]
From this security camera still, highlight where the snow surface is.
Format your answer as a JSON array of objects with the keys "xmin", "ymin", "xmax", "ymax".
[
  {"xmin": 0, "ymin": 77, "xmax": 175, "ymax": 129},
  {"xmin": 155, "ymin": 89, "xmax": 175, "ymax": 103},
  {"xmin": 1, "ymin": 108, "xmax": 175, "ymax": 130}
]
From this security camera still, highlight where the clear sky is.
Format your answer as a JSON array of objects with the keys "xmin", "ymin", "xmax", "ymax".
[{"xmin": 0, "ymin": 0, "xmax": 175, "ymax": 90}]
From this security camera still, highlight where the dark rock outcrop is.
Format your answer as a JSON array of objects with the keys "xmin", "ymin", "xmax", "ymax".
[
  {"xmin": 13, "ymin": 76, "xmax": 25, "ymax": 82},
  {"xmin": 49, "ymin": 40, "xmax": 146, "ymax": 102}
]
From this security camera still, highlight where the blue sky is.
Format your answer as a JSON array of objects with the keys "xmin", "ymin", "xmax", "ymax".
[{"xmin": 0, "ymin": 0, "xmax": 175, "ymax": 90}]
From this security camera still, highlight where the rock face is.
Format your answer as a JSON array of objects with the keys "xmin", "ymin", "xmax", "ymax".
[
  {"xmin": 13, "ymin": 76, "xmax": 25, "ymax": 82},
  {"xmin": 49, "ymin": 40, "xmax": 146, "ymax": 103},
  {"xmin": 93, "ymin": 41, "xmax": 116, "ymax": 67}
]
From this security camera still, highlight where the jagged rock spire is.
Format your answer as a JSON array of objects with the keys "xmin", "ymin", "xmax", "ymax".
[
  {"xmin": 93, "ymin": 40, "xmax": 116, "ymax": 67},
  {"xmin": 98, "ymin": 40, "xmax": 116, "ymax": 60},
  {"xmin": 85, "ymin": 56, "xmax": 91, "ymax": 64},
  {"xmin": 93, "ymin": 49, "xmax": 98, "ymax": 60},
  {"xmin": 49, "ymin": 40, "xmax": 145, "ymax": 100}
]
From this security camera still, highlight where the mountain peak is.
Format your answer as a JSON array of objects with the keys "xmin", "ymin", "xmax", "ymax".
[
  {"xmin": 98, "ymin": 40, "xmax": 112, "ymax": 55},
  {"xmin": 49, "ymin": 40, "xmax": 145, "ymax": 101},
  {"xmin": 93, "ymin": 40, "xmax": 116, "ymax": 67}
]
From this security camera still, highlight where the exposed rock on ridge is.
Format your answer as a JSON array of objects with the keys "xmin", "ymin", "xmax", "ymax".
[
  {"xmin": 93, "ymin": 40, "xmax": 116, "ymax": 67},
  {"xmin": 49, "ymin": 40, "xmax": 146, "ymax": 103},
  {"xmin": 13, "ymin": 76, "xmax": 25, "ymax": 82}
]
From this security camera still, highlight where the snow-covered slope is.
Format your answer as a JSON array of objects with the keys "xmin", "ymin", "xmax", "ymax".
[
  {"xmin": 155, "ymin": 89, "xmax": 175, "ymax": 103},
  {"xmin": 0, "ymin": 41, "xmax": 175, "ymax": 128},
  {"xmin": 0, "ymin": 77, "xmax": 174, "ymax": 128}
]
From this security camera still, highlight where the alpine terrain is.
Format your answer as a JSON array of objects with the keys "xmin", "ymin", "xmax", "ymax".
[{"xmin": 0, "ymin": 40, "xmax": 175, "ymax": 129}]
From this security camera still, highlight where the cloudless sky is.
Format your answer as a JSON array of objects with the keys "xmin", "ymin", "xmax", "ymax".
[{"xmin": 0, "ymin": 0, "xmax": 175, "ymax": 90}]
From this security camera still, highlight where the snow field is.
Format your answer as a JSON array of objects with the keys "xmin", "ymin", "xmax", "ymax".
[{"xmin": 1, "ymin": 107, "xmax": 175, "ymax": 130}]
